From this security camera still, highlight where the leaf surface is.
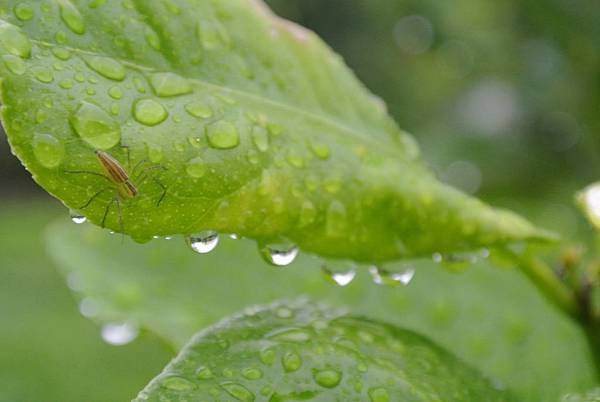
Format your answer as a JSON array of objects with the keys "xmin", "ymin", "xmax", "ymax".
[
  {"xmin": 134, "ymin": 301, "xmax": 515, "ymax": 402},
  {"xmin": 0, "ymin": 0, "xmax": 552, "ymax": 262},
  {"xmin": 46, "ymin": 220, "xmax": 597, "ymax": 401}
]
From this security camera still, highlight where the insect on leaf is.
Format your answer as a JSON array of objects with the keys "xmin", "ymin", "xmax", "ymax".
[{"xmin": 0, "ymin": 0, "xmax": 554, "ymax": 262}]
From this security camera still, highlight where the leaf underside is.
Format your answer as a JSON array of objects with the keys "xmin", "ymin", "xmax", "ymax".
[
  {"xmin": 134, "ymin": 301, "xmax": 516, "ymax": 402},
  {"xmin": 46, "ymin": 220, "xmax": 597, "ymax": 402},
  {"xmin": 0, "ymin": 0, "xmax": 553, "ymax": 263}
]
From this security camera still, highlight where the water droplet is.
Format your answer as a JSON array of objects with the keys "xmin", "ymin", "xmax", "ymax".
[
  {"xmin": 78, "ymin": 297, "xmax": 98, "ymax": 317},
  {"xmin": 267, "ymin": 123, "xmax": 283, "ymax": 136},
  {"xmin": 282, "ymin": 351, "xmax": 302, "ymax": 372},
  {"xmin": 186, "ymin": 156, "xmax": 206, "ymax": 178},
  {"xmin": 259, "ymin": 347, "xmax": 276, "ymax": 365},
  {"xmin": 186, "ymin": 231, "xmax": 219, "ymax": 254},
  {"xmin": 59, "ymin": 79, "xmax": 73, "ymax": 89},
  {"xmin": 151, "ymin": 72, "xmax": 192, "ymax": 97},
  {"xmin": 251, "ymin": 126, "xmax": 269, "ymax": 152},
  {"xmin": 32, "ymin": 133, "xmax": 65, "ymax": 168},
  {"xmin": 260, "ymin": 242, "xmax": 299, "ymax": 267},
  {"xmin": 55, "ymin": 31, "xmax": 68, "ymax": 44},
  {"xmin": 276, "ymin": 307, "xmax": 293, "ymax": 318},
  {"xmin": 222, "ymin": 367, "xmax": 234, "ymax": 377},
  {"xmin": 33, "ymin": 66, "xmax": 54, "ymax": 83},
  {"xmin": 221, "ymin": 382, "xmax": 255, "ymax": 402},
  {"xmin": 146, "ymin": 143, "xmax": 163, "ymax": 163},
  {"xmin": 108, "ymin": 86, "xmax": 123, "ymax": 99},
  {"xmin": 196, "ymin": 366, "xmax": 213, "ymax": 380},
  {"xmin": 206, "ymin": 120, "xmax": 240, "ymax": 149},
  {"xmin": 185, "ymin": 101, "xmax": 213, "ymax": 119},
  {"xmin": 101, "ymin": 322, "xmax": 138, "ymax": 346},
  {"xmin": 298, "ymin": 201, "xmax": 317, "ymax": 227},
  {"xmin": 161, "ymin": 376, "xmax": 197, "ymax": 391},
  {"xmin": 313, "ymin": 369, "xmax": 342, "ymax": 388},
  {"xmin": 51, "ymin": 47, "xmax": 71, "ymax": 61},
  {"xmin": 242, "ymin": 367, "xmax": 263, "ymax": 380},
  {"xmin": 133, "ymin": 77, "xmax": 146, "ymax": 93},
  {"xmin": 310, "ymin": 141, "xmax": 330, "ymax": 160},
  {"xmin": 69, "ymin": 209, "xmax": 87, "ymax": 224},
  {"xmin": 326, "ymin": 200, "xmax": 347, "ymax": 237},
  {"xmin": 369, "ymin": 266, "xmax": 415, "ymax": 287},
  {"xmin": 84, "ymin": 55, "xmax": 126, "ymax": 81},
  {"xmin": 59, "ymin": 0, "xmax": 86, "ymax": 35},
  {"xmin": 133, "ymin": 99, "xmax": 168, "ymax": 126},
  {"xmin": 368, "ymin": 387, "xmax": 390, "ymax": 402},
  {"xmin": 286, "ymin": 152, "xmax": 305, "ymax": 168},
  {"xmin": 322, "ymin": 265, "xmax": 356, "ymax": 287},
  {"xmin": 71, "ymin": 101, "xmax": 121, "ymax": 149},
  {"xmin": 144, "ymin": 27, "xmax": 161, "ymax": 50},
  {"xmin": 0, "ymin": 21, "xmax": 31, "ymax": 58},
  {"xmin": 269, "ymin": 328, "xmax": 311, "ymax": 342},
  {"xmin": 197, "ymin": 20, "xmax": 230, "ymax": 50},
  {"xmin": 14, "ymin": 3, "xmax": 34, "ymax": 21},
  {"xmin": 441, "ymin": 252, "xmax": 480, "ymax": 272},
  {"xmin": 2, "ymin": 54, "xmax": 25, "ymax": 75}
]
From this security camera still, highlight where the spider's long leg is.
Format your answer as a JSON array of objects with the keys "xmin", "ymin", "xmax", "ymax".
[
  {"xmin": 79, "ymin": 187, "xmax": 111, "ymax": 210},
  {"xmin": 136, "ymin": 173, "xmax": 167, "ymax": 206},
  {"xmin": 101, "ymin": 198, "xmax": 116, "ymax": 228},
  {"xmin": 133, "ymin": 164, "xmax": 167, "ymax": 181},
  {"xmin": 64, "ymin": 170, "xmax": 112, "ymax": 182}
]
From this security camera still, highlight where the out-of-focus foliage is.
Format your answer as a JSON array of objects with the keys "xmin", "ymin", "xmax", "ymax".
[
  {"xmin": 0, "ymin": 202, "xmax": 172, "ymax": 402},
  {"xmin": 47, "ymin": 220, "xmax": 597, "ymax": 402}
]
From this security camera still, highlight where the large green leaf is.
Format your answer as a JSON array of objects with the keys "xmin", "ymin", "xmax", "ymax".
[
  {"xmin": 46, "ymin": 220, "xmax": 597, "ymax": 402},
  {"xmin": 0, "ymin": 0, "xmax": 552, "ymax": 263},
  {"xmin": 134, "ymin": 301, "xmax": 516, "ymax": 402}
]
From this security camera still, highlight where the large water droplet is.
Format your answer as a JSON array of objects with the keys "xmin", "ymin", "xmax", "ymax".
[
  {"xmin": 251, "ymin": 126, "xmax": 269, "ymax": 152},
  {"xmin": 282, "ymin": 351, "xmax": 302, "ymax": 372},
  {"xmin": 32, "ymin": 133, "xmax": 64, "ymax": 168},
  {"xmin": 84, "ymin": 55, "xmax": 126, "ymax": 81},
  {"xmin": 14, "ymin": 3, "xmax": 34, "ymax": 21},
  {"xmin": 133, "ymin": 99, "xmax": 167, "ymax": 126},
  {"xmin": 150, "ymin": 72, "xmax": 192, "ymax": 97},
  {"xmin": 0, "ymin": 21, "xmax": 31, "ymax": 58},
  {"xmin": 221, "ymin": 382, "xmax": 255, "ymax": 402},
  {"xmin": 58, "ymin": 0, "xmax": 86, "ymax": 35},
  {"xmin": 187, "ymin": 231, "xmax": 219, "ymax": 254},
  {"xmin": 186, "ymin": 156, "xmax": 206, "ymax": 178},
  {"xmin": 368, "ymin": 387, "xmax": 390, "ymax": 402},
  {"xmin": 206, "ymin": 120, "xmax": 240, "ymax": 149},
  {"xmin": 259, "ymin": 347, "xmax": 276, "ymax": 365},
  {"xmin": 161, "ymin": 376, "xmax": 197, "ymax": 391},
  {"xmin": 69, "ymin": 209, "xmax": 87, "ymax": 224},
  {"xmin": 260, "ymin": 242, "xmax": 299, "ymax": 267},
  {"xmin": 185, "ymin": 101, "xmax": 213, "ymax": 119},
  {"xmin": 71, "ymin": 101, "xmax": 121, "ymax": 150},
  {"xmin": 313, "ymin": 369, "xmax": 342, "ymax": 388},
  {"xmin": 369, "ymin": 266, "xmax": 415, "ymax": 287},
  {"xmin": 101, "ymin": 322, "xmax": 138, "ymax": 345},
  {"xmin": 322, "ymin": 264, "xmax": 356, "ymax": 287}
]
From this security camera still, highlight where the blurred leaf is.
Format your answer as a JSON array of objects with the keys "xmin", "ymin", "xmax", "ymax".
[
  {"xmin": 47, "ymin": 220, "xmax": 596, "ymax": 401},
  {"xmin": 561, "ymin": 389, "xmax": 600, "ymax": 402},
  {"xmin": 576, "ymin": 183, "xmax": 600, "ymax": 230},
  {"xmin": 0, "ymin": 0, "xmax": 552, "ymax": 264},
  {"xmin": 134, "ymin": 301, "xmax": 515, "ymax": 402}
]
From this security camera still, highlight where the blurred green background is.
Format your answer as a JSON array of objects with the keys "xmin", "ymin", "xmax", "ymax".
[{"xmin": 1, "ymin": 0, "xmax": 599, "ymax": 401}]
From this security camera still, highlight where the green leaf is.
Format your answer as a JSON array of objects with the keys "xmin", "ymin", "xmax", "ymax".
[
  {"xmin": 46, "ymin": 220, "xmax": 597, "ymax": 401},
  {"xmin": 0, "ymin": 0, "xmax": 552, "ymax": 263},
  {"xmin": 134, "ymin": 301, "xmax": 516, "ymax": 402},
  {"xmin": 561, "ymin": 389, "xmax": 600, "ymax": 402}
]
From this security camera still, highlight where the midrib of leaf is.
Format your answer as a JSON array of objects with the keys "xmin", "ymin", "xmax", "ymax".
[{"xmin": 29, "ymin": 37, "xmax": 408, "ymax": 160}]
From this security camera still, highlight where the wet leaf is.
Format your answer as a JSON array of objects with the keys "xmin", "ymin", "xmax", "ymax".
[
  {"xmin": 46, "ymin": 220, "xmax": 596, "ymax": 401},
  {"xmin": 0, "ymin": 0, "xmax": 553, "ymax": 262},
  {"xmin": 134, "ymin": 301, "xmax": 516, "ymax": 402}
]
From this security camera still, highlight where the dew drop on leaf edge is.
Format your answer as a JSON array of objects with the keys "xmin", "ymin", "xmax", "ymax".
[
  {"xmin": 187, "ymin": 231, "xmax": 220, "ymax": 254},
  {"xmin": 260, "ymin": 243, "xmax": 299, "ymax": 267}
]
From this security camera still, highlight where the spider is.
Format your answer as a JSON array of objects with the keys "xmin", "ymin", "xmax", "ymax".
[{"xmin": 65, "ymin": 148, "xmax": 167, "ymax": 232}]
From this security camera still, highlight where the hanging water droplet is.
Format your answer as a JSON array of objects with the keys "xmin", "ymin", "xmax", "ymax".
[
  {"xmin": 205, "ymin": 120, "xmax": 240, "ymax": 149},
  {"xmin": 260, "ymin": 242, "xmax": 299, "ymax": 267},
  {"xmin": 133, "ymin": 99, "xmax": 168, "ymax": 126},
  {"xmin": 251, "ymin": 126, "xmax": 269, "ymax": 152},
  {"xmin": 322, "ymin": 264, "xmax": 356, "ymax": 287},
  {"xmin": 369, "ymin": 266, "xmax": 415, "ymax": 287},
  {"xmin": 150, "ymin": 72, "xmax": 192, "ymax": 97},
  {"xmin": 185, "ymin": 101, "xmax": 213, "ymax": 119},
  {"xmin": 32, "ymin": 133, "xmax": 65, "ymax": 168},
  {"xmin": 14, "ymin": 3, "xmax": 34, "ymax": 21},
  {"xmin": 229, "ymin": 233, "xmax": 239, "ymax": 240},
  {"xmin": 440, "ymin": 252, "xmax": 480, "ymax": 272},
  {"xmin": 70, "ymin": 101, "xmax": 121, "ymax": 150},
  {"xmin": 78, "ymin": 297, "xmax": 98, "ymax": 318},
  {"xmin": 221, "ymin": 382, "xmax": 255, "ymax": 402},
  {"xmin": 282, "ymin": 351, "xmax": 302, "ymax": 372},
  {"xmin": 368, "ymin": 387, "xmax": 390, "ymax": 402},
  {"xmin": 0, "ymin": 21, "xmax": 31, "ymax": 58},
  {"xmin": 186, "ymin": 231, "xmax": 219, "ymax": 254},
  {"xmin": 69, "ymin": 209, "xmax": 87, "ymax": 224},
  {"xmin": 58, "ymin": 0, "xmax": 86, "ymax": 35},
  {"xmin": 186, "ymin": 156, "xmax": 207, "ymax": 178},
  {"xmin": 313, "ymin": 369, "xmax": 342, "ymax": 388},
  {"xmin": 84, "ymin": 55, "xmax": 126, "ymax": 81},
  {"xmin": 100, "ymin": 322, "xmax": 138, "ymax": 346}
]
